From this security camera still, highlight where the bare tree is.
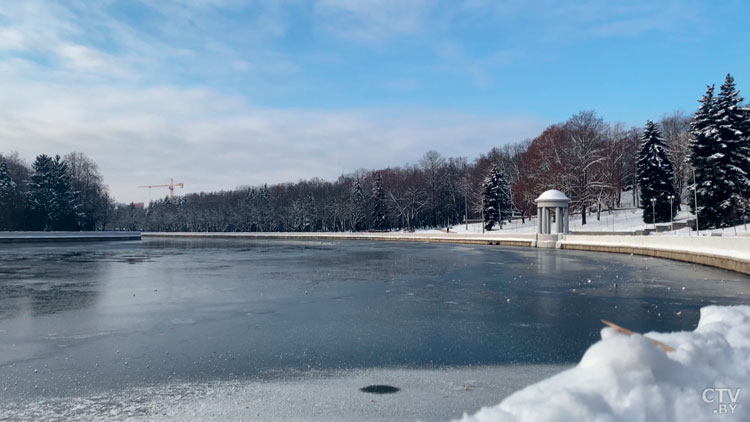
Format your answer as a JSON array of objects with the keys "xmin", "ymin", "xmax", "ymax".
[
  {"xmin": 419, "ymin": 150, "xmax": 447, "ymax": 227},
  {"xmin": 565, "ymin": 111, "xmax": 609, "ymax": 225},
  {"xmin": 64, "ymin": 152, "xmax": 111, "ymax": 230},
  {"xmin": 660, "ymin": 111, "xmax": 691, "ymax": 208}
]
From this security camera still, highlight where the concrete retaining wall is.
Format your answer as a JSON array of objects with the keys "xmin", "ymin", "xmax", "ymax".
[
  {"xmin": 143, "ymin": 232, "xmax": 536, "ymax": 247},
  {"xmin": 560, "ymin": 234, "xmax": 750, "ymax": 275},
  {"xmin": 0, "ymin": 232, "xmax": 142, "ymax": 243}
]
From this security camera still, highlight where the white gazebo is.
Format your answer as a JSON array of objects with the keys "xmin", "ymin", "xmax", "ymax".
[{"xmin": 535, "ymin": 190, "xmax": 570, "ymax": 235}]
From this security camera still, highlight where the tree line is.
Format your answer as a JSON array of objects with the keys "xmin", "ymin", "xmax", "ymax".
[
  {"xmin": 123, "ymin": 107, "xmax": 691, "ymax": 233},
  {"xmin": 1, "ymin": 74, "xmax": 747, "ymax": 232},
  {"xmin": 0, "ymin": 152, "xmax": 111, "ymax": 231}
]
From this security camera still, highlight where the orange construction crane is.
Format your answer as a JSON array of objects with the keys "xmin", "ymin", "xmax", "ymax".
[{"xmin": 139, "ymin": 178, "xmax": 184, "ymax": 199}]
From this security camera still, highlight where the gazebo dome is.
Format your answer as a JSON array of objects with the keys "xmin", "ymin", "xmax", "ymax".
[{"xmin": 535, "ymin": 189, "xmax": 570, "ymax": 202}]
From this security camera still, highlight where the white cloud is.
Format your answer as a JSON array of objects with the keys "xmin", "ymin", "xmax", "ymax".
[
  {"xmin": 312, "ymin": 0, "xmax": 702, "ymax": 45},
  {"xmin": 0, "ymin": 78, "xmax": 546, "ymax": 203},
  {"xmin": 458, "ymin": 0, "xmax": 702, "ymax": 41},
  {"xmin": 433, "ymin": 42, "xmax": 518, "ymax": 88},
  {"xmin": 314, "ymin": 0, "xmax": 433, "ymax": 42},
  {"xmin": 0, "ymin": 28, "xmax": 27, "ymax": 51},
  {"xmin": 0, "ymin": 0, "xmax": 562, "ymax": 204}
]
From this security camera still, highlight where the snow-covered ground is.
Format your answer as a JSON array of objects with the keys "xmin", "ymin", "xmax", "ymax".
[
  {"xmin": 425, "ymin": 206, "xmax": 750, "ymax": 237},
  {"xmin": 457, "ymin": 305, "xmax": 750, "ymax": 422}
]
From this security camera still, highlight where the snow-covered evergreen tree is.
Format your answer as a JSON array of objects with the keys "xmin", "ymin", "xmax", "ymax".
[
  {"xmin": 0, "ymin": 162, "xmax": 14, "ymax": 191},
  {"xmin": 743, "ymin": 101, "xmax": 750, "ymax": 222},
  {"xmin": 258, "ymin": 184, "xmax": 274, "ymax": 231},
  {"xmin": 371, "ymin": 173, "xmax": 388, "ymax": 231},
  {"xmin": 27, "ymin": 154, "xmax": 56, "ymax": 230},
  {"xmin": 743, "ymin": 101, "xmax": 750, "ymax": 202},
  {"xmin": 689, "ymin": 76, "xmax": 749, "ymax": 229},
  {"xmin": 482, "ymin": 165, "xmax": 510, "ymax": 231},
  {"xmin": 689, "ymin": 85, "xmax": 718, "ymax": 228},
  {"xmin": 637, "ymin": 120, "xmax": 677, "ymax": 224},
  {"xmin": 27, "ymin": 154, "xmax": 80, "ymax": 231},
  {"xmin": 350, "ymin": 178, "xmax": 367, "ymax": 231},
  {"xmin": 0, "ymin": 161, "xmax": 21, "ymax": 230},
  {"xmin": 51, "ymin": 155, "xmax": 81, "ymax": 230},
  {"xmin": 715, "ymin": 74, "xmax": 750, "ymax": 218}
]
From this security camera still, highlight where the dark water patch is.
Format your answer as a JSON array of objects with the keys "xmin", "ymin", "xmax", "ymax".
[{"xmin": 360, "ymin": 385, "xmax": 400, "ymax": 394}]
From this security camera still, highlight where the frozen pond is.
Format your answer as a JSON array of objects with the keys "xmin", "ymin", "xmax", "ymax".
[{"xmin": 0, "ymin": 239, "xmax": 748, "ymax": 420}]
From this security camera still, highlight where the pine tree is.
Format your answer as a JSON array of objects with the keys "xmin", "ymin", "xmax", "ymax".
[
  {"xmin": 350, "ymin": 178, "xmax": 367, "ymax": 231},
  {"xmin": 482, "ymin": 165, "xmax": 510, "ymax": 231},
  {"xmin": 715, "ymin": 74, "xmax": 750, "ymax": 219},
  {"xmin": 51, "ymin": 155, "xmax": 81, "ymax": 230},
  {"xmin": 690, "ymin": 77, "xmax": 748, "ymax": 229},
  {"xmin": 637, "ymin": 121, "xmax": 677, "ymax": 224},
  {"xmin": 258, "ymin": 184, "xmax": 274, "ymax": 231},
  {"xmin": 743, "ymin": 100, "xmax": 750, "ymax": 220},
  {"xmin": 689, "ymin": 85, "xmax": 717, "ymax": 229},
  {"xmin": 241, "ymin": 187, "xmax": 259, "ymax": 231},
  {"xmin": 27, "ymin": 154, "xmax": 56, "ymax": 230},
  {"xmin": 0, "ymin": 161, "xmax": 21, "ymax": 230},
  {"xmin": 371, "ymin": 173, "xmax": 388, "ymax": 231},
  {"xmin": 26, "ymin": 154, "xmax": 81, "ymax": 231}
]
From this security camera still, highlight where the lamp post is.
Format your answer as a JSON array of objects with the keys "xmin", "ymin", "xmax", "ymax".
[
  {"xmin": 668, "ymin": 195, "xmax": 675, "ymax": 232},
  {"xmin": 465, "ymin": 195, "xmax": 468, "ymax": 231},
  {"xmin": 650, "ymin": 197, "xmax": 656, "ymax": 231}
]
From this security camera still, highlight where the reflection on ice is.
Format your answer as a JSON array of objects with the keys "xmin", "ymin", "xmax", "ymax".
[{"xmin": 0, "ymin": 239, "xmax": 747, "ymax": 417}]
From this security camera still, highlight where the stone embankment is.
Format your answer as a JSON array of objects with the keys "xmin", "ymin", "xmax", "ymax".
[{"xmin": 0, "ymin": 231, "xmax": 141, "ymax": 243}]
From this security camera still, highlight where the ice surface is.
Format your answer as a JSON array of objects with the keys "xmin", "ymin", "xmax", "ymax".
[
  {"xmin": 457, "ymin": 305, "xmax": 750, "ymax": 422},
  {"xmin": 11, "ymin": 307, "xmax": 749, "ymax": 421},
  {"xmin": 0, "ymin": 365, "xmax": 568, "ymax": 422}
]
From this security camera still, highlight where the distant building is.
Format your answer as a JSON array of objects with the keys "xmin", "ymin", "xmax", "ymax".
[{"xmin": 114, "ymin": 202, "xmax": 145, "ymax": 210}]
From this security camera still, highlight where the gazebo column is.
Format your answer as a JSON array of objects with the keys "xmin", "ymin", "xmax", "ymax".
[
  {"xmin": 564, "ymin": 208, "xmax": 569, "ymax": 234},
  {"xmin": 556, "ymin": 207, "xmax": 562, "ymax": 234},
  {"xmin": 537, "ymin": 207, "xmax": 542, "ymax": 233},
  {"xmin": 544, "ymin": 207, "xmax": 550, "ymax": 234}
]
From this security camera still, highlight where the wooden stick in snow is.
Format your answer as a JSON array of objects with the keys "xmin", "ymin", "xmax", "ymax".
[{"xmin": 601, "ymin": 319, "xmax": 676, "ymax": 352}]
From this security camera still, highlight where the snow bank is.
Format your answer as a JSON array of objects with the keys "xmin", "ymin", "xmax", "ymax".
[
  {"xmin": 560, "ymin": 235, "xmax": 750, "ymax": 262},
  {"xmin": 432, "ymin": 207, "xmax": 750, "ymax": 237},
  {"xmin": 457, "ymin": 305, "xmax": 750, "ymax": 422}
]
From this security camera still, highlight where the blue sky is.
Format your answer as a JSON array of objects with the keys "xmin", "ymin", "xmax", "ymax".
[{"xmin": 1, "ymin": 0, "xmax": 748, "ymax": 203}]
